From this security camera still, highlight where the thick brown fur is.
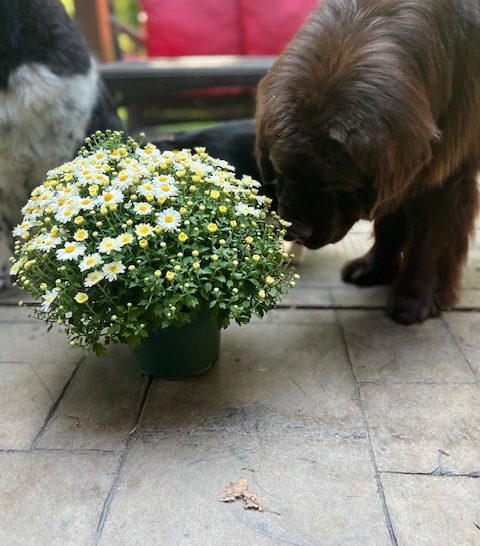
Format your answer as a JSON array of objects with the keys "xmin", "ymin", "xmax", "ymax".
[{"xmin": 256, "ymin": 0, "xmax": 480, "ymax": 324}]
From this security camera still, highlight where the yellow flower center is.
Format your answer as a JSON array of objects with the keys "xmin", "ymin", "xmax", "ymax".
[
  {"xmin": 103, "ymin": 193, "xmax": 113, "ymax": 202},
  {"xmin": 164, "ymin": 215, "xmax": 173, "ymax": 223},
  {"xmin": 65, "ymin": 245, "xmax": 75, "ymax": 254}
]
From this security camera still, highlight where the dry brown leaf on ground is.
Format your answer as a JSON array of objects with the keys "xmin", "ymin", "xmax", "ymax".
[
  {"xmin": 218, "ymin": 477, "xmax": 249, "ymax": 502},
  {"xmin": 219, "ymin": 477, "xmax": 265, "ymax": 512}
]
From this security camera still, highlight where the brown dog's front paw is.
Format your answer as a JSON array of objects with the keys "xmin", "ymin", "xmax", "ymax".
[
  {"xmin": 387, "ymin": 292, "xmax": 441, "ymax": 325},
  {"xmin": 342, "ymin": 255, "xmax": 397, "ymax": 287}
]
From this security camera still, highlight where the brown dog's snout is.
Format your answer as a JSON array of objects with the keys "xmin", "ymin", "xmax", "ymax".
[{"xmin": 286, "ymin": 220, "xmax": 314, "ymax": 242}]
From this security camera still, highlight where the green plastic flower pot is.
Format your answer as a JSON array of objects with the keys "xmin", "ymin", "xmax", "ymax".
[{"xmin": 133, "ymin": 314, "xmax": 220, "ymax": 379}]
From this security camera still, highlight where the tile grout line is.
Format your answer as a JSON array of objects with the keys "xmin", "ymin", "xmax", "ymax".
[
  {"xmin": 334, "ymin": 309, "xmax": 399, "ymax": 546},
  {"xmin": 380, "ymin": 470, "xmax": 480, "ymax": 479},
  {"xmin": 93, "ymin": 376, "xmax": 154, "ymax": 545},
  {"xmin": 441, "ymin": 317, "xmax": 480, "ymax": 385},
  {"xmin": 30, "ymin": 354, "xmax": 85, "ymax": 450}
]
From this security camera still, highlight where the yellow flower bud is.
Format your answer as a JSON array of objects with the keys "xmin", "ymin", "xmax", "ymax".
[
  {"xmin": 139, "ymin": 239, "xmax": 148, "ymax": 249},
  {"xmin": 207, "ymin": 223, "xmax": 218, "ymax": 233},
  {"xmin": 180, "ymin": 207, "xmax": 187, "ymax": 215},
  {"xmin": 192, "ymin": 175, "xmax": 201, "ymax": 183},
  {"xmin": 88, "ymin": 185, "xmax": 99, "ymax": 197},
  {"xmin": 74, "ymin": 292, "xmax": 89, "ymax": 304},
  {"xmin": 178, "ymin": 232, "xmax": 188, "ymax": 243},
  {"xmin": 229, "ymin": 220, "xmax": 237, "ymax": 228},
  {"xmin": 166, "ymin": 271, "xmax": 175, "ymax": 281},
  {"xmin": 189, "ymin": 185, "xmax": 197, "ymax": 193},
  {"xmin": 210, "ymin": 190, "xmax": 220, "ymax": 200},
  {"xmin": 219, "ymin": 205, "xmax": 227, "ymax": 214},
  {"xmin": 266, "ymin": 276, "xmax": 275, "ymax": 285},
  {"xmin": 258, "ymin": 289, "xmax": 266, "ymax": 299},
  {"xmin": 74, "ymin": 216, "xmax": 84, "ymax": 225},
  {"xmin": 192, "ymin": 262, "xmax": 200, "ymax": 270},
  {"xmin": 252, "ymin": 254, "xmax": 261, "ymax": 262},
  {"xmin": 154, "ymin": 270, "xmax": 162, "ymax": 278},
  {"xmin": 245, "ymin": 236, "xmax": 254, "ymax": 245}
]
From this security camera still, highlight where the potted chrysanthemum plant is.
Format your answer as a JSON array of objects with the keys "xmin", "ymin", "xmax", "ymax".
[{"xmin": 10, "ymin": 131, "xmax": 298, "ymax": 379}]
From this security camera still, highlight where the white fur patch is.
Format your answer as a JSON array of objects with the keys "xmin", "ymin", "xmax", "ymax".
[{"xmin": 0, "ymin": 61, "xmax": 99, "ymax": 282}]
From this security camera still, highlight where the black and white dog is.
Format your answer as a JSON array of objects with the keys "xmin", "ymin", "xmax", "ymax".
[{"xmin": 0, "ymin": 0, "xmax": 121, "ymax": 288}]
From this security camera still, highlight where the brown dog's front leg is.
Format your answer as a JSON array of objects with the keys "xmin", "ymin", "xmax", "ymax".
[
  {"xmin": 342, "ymin": 211, "xmax": 405, "ymax": 286},
  {"xmin": 388, "ymin": 164, "xmax": 479, "ymax": 324}
]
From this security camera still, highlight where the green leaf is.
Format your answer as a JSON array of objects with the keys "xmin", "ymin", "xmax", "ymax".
[{"xmin": 92, "ymin": 343, "xmax": 107, "ymax": 358}]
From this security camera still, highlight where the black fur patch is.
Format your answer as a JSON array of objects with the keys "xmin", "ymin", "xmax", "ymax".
[{"xmin": 0, "ymin": 0, "xmax": 91, "ymax": 87}]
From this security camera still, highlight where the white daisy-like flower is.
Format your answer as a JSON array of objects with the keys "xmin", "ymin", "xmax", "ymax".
[
  {"xmin": 135, "ymin": 223, "xmax": 154, "ymax": 238},
  {"xmin": 98, "ymin": 236, "xmax": 122, "ymax": 255},
  {"xmin": 135, "ymin": 145, "xmax": 161, "ymax": 162},
  {"xmin": 241, "ymin": 175, "xmax": 262, "ymax": 188},
  {"xmin": 156, "ymin": 208, "xmax": 181, "ymax": 232},
  {"xmin": 156, "ymin": 181, "xmax": 178, "ymax": 199},
  {"xmin": 78, "ymin": 196, "xmax": 96, "ymax": 210},
  {"xmin": 37, "ymin": 189, "xmax": 55, "ymax": 206},
  {"xmin": 12, "ymin": 220, "xmax": 35, "ymax": 237},
  {"xmin": 111, "ymin": 170, "xmax": 133, "ymax": 191},
  {"xmin": 133, "ymin": 202, "xmax": 153, "ymax": 215},
  {"xmin": 102, "ymin": 260, "xmax": 126, "ymax": 281},
  {"xmin": 54, "ymin": 205, "xmax": 81, "ymax": 224},
  {"xmin": 73, "ymin": 229, "xmax": 89, "ymax": 242},
  {"xmin": 235, "ymin": 203, "xmax": 261, "ymax": 217},
  {"xmin": 79, "ymin": 253, "xmax": 103, "ymax": 271},
  {"xmin": 57, "ymin": 184, "xmax": 79, "ymax": 199},
  {"xmin": 37, "ymin": 235, "xmax": 62, "ymax": 252},
  {"xmin": 93, "ymin": 173, "xmax": 110, "ymax": 186},
  {"xmin": 91, "ymin": 148, "xmax": 109, "ymax": 163},
  {"xmin": 116, "ymin": 232, "xmax": 135, "ymax": 247},
  {"xmin": 137, "ymin": 181, "xmax": 159, "ymax": 198},
  {"xmin": 40, "ymin": 288, "xmax": 59, "ymax": 312},
  {"xmin": 96, "ymin": 188, "xmax": 124, "ymax": 207},
  {"xmin": 56, "ymin": 241, "xmax": 86, "ymax": 261},
  {"xmin": 84, "ymin": 270, "xmax": 104, "ymax": 288},
  {"xmin": 10, "ymin": 258, "xmax": 26, "ymax": 276}
]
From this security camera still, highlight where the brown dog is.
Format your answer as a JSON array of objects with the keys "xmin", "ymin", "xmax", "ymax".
[{"xmin": 256, "ymin": 0, "xmax": 480, "ymax": 324}]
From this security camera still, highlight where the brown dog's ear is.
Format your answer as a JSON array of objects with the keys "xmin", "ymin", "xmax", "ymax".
[
  {"xmin": 255, "ymin": 137, "xmax": 276, "ymax": 184},
  {"xmin": 374, "ymin": 129, "xmax": 439, "ymax": 209},
  {"xmin": 327, "ymin": 105, "xmax": 440, "ymax": 210}
]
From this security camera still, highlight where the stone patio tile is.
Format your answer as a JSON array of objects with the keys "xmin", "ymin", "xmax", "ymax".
[
  {"xmin": 0, "ymin": 320, "xmax": 82, "ymax": 367},
  {"xmin": 0, "ymin": 305, "xmax": 37, "ymax": 323},
  {"xmin": 293, "ymin": 234, "xmax": 371, "ymax": 288},
  {"xmin": 462, "ymin": 248, "xmax": 480, "ymax": 289},
  {"xmin": 99, "ymin": 433, "xmax": 390, "ymax": 546},
  {"xmin": 279, "ymin": 287, "xmax": 332, "ymax": 307},
  {"xmin": 0, "ymin": 450, "xmax": 116, "ymax": 545},
  {"xmin": 268, "ymin": 309, "xmax": 336, "ymax": 325},
  {"xmin": 0, "ymin": 360, "xmax": 77, "ymax": 450},
  {"xmin": 444, "ymin": 312, "xmax": 480, "ymax": 379},
  {"xmin": 339, "ymin": 311, "xmax": 475, "ymax": 383},
  {"xmin": 38, "ymin": 345, "xmax": 147, "ymax": 451},
  {"xmin": 361, "ymin": 383, "xmax": 480, "ymax": 474},
  {"xmin": 331, "ymin": 286, "xmax": 389, "ymax": 308},
  {"xmin": 382, "ymin": 473, "xmax": 480, "ymax": 545},
  {"xmin": 456, "ymin": 290, "xmax": 480, "ymax": 308},
  {"xmin": 0, "ymin": 285, "xmax": 26, "ymax": 305},
  {"xmin": 141, "ymin": 317, "xmax": 364, "ymax": 436}
]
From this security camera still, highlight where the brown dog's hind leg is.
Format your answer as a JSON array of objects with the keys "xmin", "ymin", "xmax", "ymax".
[
  {"xmin": 388, "ymin": 163, "xmax": 479, "ymax": 325},
  {"xmin": 342, "ymin": 212, "xmax": 405, "ymax": 286}
]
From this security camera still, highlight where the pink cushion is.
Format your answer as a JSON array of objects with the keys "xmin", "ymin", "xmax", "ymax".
[{"xmin": 141, "ymin": 0, "xmax": 318, "ymax": 57}]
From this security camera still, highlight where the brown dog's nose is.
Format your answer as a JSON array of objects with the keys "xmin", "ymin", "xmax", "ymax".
[{"xmin": 287, "ymin": 220, "xmax": 313, "ymax": 242}]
